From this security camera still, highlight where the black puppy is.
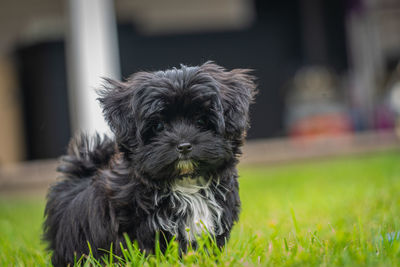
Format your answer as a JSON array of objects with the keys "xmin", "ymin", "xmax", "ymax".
[{"xmin": 43, "ymin": 62, "xmax": 256, "ymax": 266}]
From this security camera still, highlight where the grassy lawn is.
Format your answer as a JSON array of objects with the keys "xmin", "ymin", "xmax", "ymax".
[{"xmin": 1, "ymin": 151, "xmax": 400, "ymax": 266}]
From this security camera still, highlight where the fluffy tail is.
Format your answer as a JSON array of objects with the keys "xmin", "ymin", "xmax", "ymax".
[{"xmin": 57, "ymin": 133, "xmax": 117, "ymax": 178}]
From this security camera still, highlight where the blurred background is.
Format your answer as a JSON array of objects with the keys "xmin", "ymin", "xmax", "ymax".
[
  {"xmin": 3, "ymin": 2, "xmax": 400, "ymax": 263},
  {"xmin": 0, "ymin": 0, "xmax": 400, "ymax": 170}
]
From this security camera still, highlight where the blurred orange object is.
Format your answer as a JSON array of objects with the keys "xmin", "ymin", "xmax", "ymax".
[{"xmin": 289, "ymin": 113, "xmax": 352, "ymax": 138}]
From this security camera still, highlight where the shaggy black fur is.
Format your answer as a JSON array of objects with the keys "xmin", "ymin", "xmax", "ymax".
[{"xmin": 43, "ymin": 62, "xmax": 256, "ymax": 266}]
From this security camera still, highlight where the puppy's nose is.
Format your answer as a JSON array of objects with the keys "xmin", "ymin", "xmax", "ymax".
[{"xmin": 177, "ymin": 142, "xmax": 192, "ymax": 154}]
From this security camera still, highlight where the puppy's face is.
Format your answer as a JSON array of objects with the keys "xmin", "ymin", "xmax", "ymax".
[
  {"xmin": 133, "ymin": 78, "xmax": 229, "ymax": 180},
  {"xmin": 99, "ymin": 62, "xmax": 256, "ymax": 183}
]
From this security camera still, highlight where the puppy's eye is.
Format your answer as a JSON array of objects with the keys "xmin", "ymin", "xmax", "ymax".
[
  {"xmin": 153, "ymin": 122, "xmax": 164, "ymax": 132},
  {"xmin": 196, "ymin": 118, "xmax": 208, "ymax": 128},
  {"xmin": 196, "ymin": 119, "xmax": 205, "ymax": 126}
]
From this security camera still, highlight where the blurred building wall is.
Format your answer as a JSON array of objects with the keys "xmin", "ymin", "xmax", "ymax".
[
  {"xmin": 115, "ymin": 0, "xmax": 254, "ymax": 34},
  {"xmin": 115, "ymin": 0, "xmax": 348, "ymax": 139},
  {"xmin": 0, "ymin": 0, "xmax": 64, "ymax": 162},
  {"xmin": 1, "ymin": 0, "xmax": 400, "ymax": 163},
  {"xmin": 0, "ymin": 57, "xmax": 25, "ymax": 164},
  {"xmin": 0, "ymin": 0, "xmax": 347, "ymax": 162}
]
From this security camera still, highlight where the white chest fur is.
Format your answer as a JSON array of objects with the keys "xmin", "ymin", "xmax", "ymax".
[
  {"xmin": 153, "ymin": 177, "xmax": 224, "ymax": 242},
  {"xmin": 172, "ymin": 177, "xmax": 215, "ymax": 240}
]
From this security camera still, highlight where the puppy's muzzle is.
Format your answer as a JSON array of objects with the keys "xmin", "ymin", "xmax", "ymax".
[{"xmin": 176, "ymin": 142, "xmax": 192, "ymax": 154}]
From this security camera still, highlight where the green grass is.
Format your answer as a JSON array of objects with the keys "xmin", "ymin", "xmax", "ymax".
[{"xmin": 2, "ymin": 151, "xmax": 400, "ymax": 266}]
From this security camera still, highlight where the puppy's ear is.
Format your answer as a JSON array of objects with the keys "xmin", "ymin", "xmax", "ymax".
[
  {"xmin": 99, "ymin": 72, "xmax": 155, "ymax": 147},
  {"xmin": 98, "ymin": 78, "xmax": 134, "ymax": 140},
  {"xmin": 200, "ymin": 62, "xmax": 257, "ymax": 140}
]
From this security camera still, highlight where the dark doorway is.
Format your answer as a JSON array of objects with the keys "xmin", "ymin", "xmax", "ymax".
[{"xmin": 15, "ymin": 41, "xmax": 71, "ymax": 160}]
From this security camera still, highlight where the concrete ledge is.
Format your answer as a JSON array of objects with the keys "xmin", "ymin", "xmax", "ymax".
[
  {"xmin": 1, "ymin": 130, "xmax": 399, "ymax": 194},
  {"xmin": 0, "ymin": 159, "xmax": 58, "ymax": 195},
  {"xmin": 241, "ymin": 130, "xmax": 400, "ymax": 165}
]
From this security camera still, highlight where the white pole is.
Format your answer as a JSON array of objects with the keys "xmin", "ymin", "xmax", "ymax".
[{"xmin": 67, "ymin": 0, "xmax": 120, "ymax": 135}]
